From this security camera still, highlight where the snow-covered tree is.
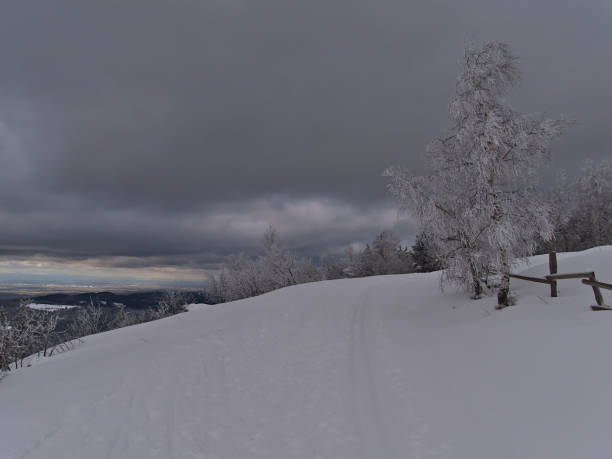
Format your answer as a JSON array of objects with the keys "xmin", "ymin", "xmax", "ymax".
[
  {"xmin": 0, "ymin": 300, "xmax": 61, "ymax": 369},
  {"xmin": 334, "ymin": 245, "xmax": 359, "ymax": 278},
  {"xmin": 210, "ymin": 226, "xmax": 324, "ymax": 303},
  {"xmin": 323, "ymin": 231, "xmax": 414, "ymax": 279},
  {"xmin": 11, "ymin": 300, "xmax": 42, "ymax": 367},
  {"xmin": 35, "ymin": 310, "xmax": 59, "ymax": 357},
  {"xmin": 110, "ymin": 304, "xmax": 132, "ymax": 328},
  {"xmin": 411, "ymin": 232, "xmax": 442, "ymax": 273},
  {"xmin": 221, "ymin": 253, "xmax": 264, "ymax": 300},
  {"xmin": 385, "ymin": 42, "xmax": 567, "ymax": 306},
  {"xmin": 353, "ymin": 231, "xmax": 413, "ymax": 276},
  {"xmin": 71, "ymin": 300, "xmax": 106, "ymax": 337},
  {"xmin": 259, "ymin": 226, "xmax": 300, "ymax": 290},
  {"xmin": 541, "ymin": 158, "xmax": 612, "ymax": 253},
  {"xmin": 538, "ymin": 171, "xmax": 575, "ymax": 253},
  {"xmin": 0, "ymin": 308, "xmax": 14, "ymax": 371},
  {"xmin": 150, "ymin": 290, "xmax": 191, "ymax": 319}
]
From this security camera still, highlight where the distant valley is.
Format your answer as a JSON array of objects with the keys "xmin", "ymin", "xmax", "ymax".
[{"xmin": 0, "ymin": 290, "xmax": 213, "ymax": 317}]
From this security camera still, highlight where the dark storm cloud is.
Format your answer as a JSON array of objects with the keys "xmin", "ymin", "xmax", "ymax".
[
  {"xmin": 0, "ymin": 195, "xmax": 413, "ymax": 271},
  {"xmin": 0, "ymin": 0, "xmax": 610, "ymax": 270}
]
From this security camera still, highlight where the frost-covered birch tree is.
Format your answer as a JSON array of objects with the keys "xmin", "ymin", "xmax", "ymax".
[{"xmin": 385, "ymin": 42, "xmax": 567, "ymax": 307}]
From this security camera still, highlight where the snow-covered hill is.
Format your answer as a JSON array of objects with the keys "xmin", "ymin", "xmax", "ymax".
[{"xmin": 2, "ymin": 247, "xmax": 612, "ymax": 459}]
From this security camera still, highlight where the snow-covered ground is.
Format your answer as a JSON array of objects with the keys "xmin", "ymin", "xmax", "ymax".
[
  {"xmin": 2, "ymin": 247, "xmax": 612, "ymax": 459},
  {"xmin": 27, "ymin": 303, "xmax": 78, "ymax": 311}
]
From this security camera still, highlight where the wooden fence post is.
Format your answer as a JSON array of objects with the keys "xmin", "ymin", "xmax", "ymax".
[
  {"xmin": 549, "ymin": 252, "xmax": 558, "ymax": 297},
  {"xmin": 550, "ymin": 280, "xmax": 558, "ymax": 298},
  {"xmin": 549, "ymin": 252, "xmax": 557, "ymax": 275}
]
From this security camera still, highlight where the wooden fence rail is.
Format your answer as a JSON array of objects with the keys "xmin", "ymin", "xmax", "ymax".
[
  {"xmin": 546, "ymin": 272, "xmax": 595, "ymax": 280},
  {"xmin": 508, "ymin": 273, "xmax": 552, "ymax": 284},
  {"xmin": 582, "ymin": 279, "xmax": 612, "ymax": 291}
]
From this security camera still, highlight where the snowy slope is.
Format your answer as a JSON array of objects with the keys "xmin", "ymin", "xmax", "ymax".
[{"xmin": 2, "ymin": 247, "xmax": 612, "ymax": 459}]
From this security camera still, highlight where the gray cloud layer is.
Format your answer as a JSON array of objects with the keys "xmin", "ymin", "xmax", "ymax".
[{"xmin": 0, "ymin": 0, "xmax": 610, "ymax": 272}]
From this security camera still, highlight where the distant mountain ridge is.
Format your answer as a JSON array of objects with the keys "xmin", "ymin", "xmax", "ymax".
[{"xmin": 32, "ymin": 290, "xmax": 212, "ymax": 310}]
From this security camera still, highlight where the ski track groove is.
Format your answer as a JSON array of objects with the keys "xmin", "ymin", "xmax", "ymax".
[
  {"xmin": 349, "ymin": 287, "xmax": 391, "ymax": 459},
  {"xmin": 16, "ymin": 425, "xmax": 63, "ymax": 459},
  {"xmin": 104, "ymin": 392, "xmax": 135, "ymax": 459},
  {"xmin": 166, "ymin": 363, "xmax": 178, "ymax": 459}
]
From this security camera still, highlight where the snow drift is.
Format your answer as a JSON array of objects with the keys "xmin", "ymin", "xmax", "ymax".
[{"xmin": 1, "ymin": 247, "xmax": 612, "ymax": 459}]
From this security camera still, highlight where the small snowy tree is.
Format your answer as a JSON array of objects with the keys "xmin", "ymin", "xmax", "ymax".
[
  {"xmin": 0, "ymin": 308, "xmax": 14, "ymax": 371},
  {"xmin": 371, "ymin": 230, "xmax": 414, "ymax": 274},
  {"xmin": 385, "ymin": 42, "xmax": 567, "ymax": 306},
  {"xmin": 11, "ymin": 300, "xmax": 41, "ymax": 367},
  {"xmin": 210, "ymin": 226, "xmax": 323, "ymax": 302},
  {"xmin": 111, "ymin": 304, "xmax": 134, "ymax": 328},
  {"xmin": 259, "ymin": 226, "xmax": 299, "ymax": 289},
  {"xmin": 327, "ymin": 232, "xmax": 413, "ymax": 278},
  {"xmin": 224, "ymin": 253, "xmax": 264, "ymax": 300},
  {"xmin": 35, "ymin": 310, "xmax": 58, "ymax": 357},
  {"xmin": 150, "ymin": 290, "xmax": 191, "ymax": 319},
  {"xmin": 411, "ymin": 232, "xmax": 442, "ymax": 273},
  {"xmin": 71, "ymin": 300, "xmax": 106, "ymax": 337}
]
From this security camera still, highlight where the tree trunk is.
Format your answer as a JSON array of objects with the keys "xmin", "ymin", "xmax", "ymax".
[
  {"xmin": 469, "ymin": 262, "xmax": 483, "ymax": 299},
  {"xmin": 497, "ymin": 248, "xmax": 511, "ymax": 308}
]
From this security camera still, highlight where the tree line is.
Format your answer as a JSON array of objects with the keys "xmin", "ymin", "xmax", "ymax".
[
  {"xmin": 539, "ymin": 159, "xmax": 612, "ymax": 254},
  {"xmin": 209, "ymin": 227, "xmax": 436, "ymax": 303}
]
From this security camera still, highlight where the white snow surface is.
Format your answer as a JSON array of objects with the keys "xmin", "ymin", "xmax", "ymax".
[
  {"xmin": 27, "ymin": 303, "xmax": 78, "ymax": 311},
  {"xmin": 2, "ymin": 247, "xmax": 612, "ymax": 459}
]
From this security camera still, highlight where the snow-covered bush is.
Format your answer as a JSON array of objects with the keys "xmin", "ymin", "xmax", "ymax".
[
  {"xmin": 385, "ymin": 41, "xmax": 567, "ymax": 306},
  {"xmin": 149, "ymin": 290, "xmax": 191, "ymax": 319}
]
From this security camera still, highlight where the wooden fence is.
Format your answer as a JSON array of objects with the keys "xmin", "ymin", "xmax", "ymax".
[{"xmin": 509, "ymin": 252, "xmax": 610, "ymax": 310}]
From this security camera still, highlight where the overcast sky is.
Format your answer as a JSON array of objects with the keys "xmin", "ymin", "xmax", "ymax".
[{"xmin": 0, "ymin": 0, "xmax": 610, "ymax": 289}]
